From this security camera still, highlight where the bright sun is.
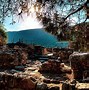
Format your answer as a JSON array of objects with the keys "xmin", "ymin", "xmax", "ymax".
[
  {"xmin": 5, "ymin": 6, "xmax": 43, "ymax": 31},
  {"xmin": 18, "ymin": 5, "xmax": 43, "ymax": 30},
  {"xmin": 18, "ymin": 15, "xmax": 43, "ymax": 30}
]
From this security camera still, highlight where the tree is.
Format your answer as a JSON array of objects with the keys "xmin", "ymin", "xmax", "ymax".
[
  {"xmin": 71, "ymin": 22, "xmax": 89, "ymax": 51},
  {"xmin": 0, "ymin": 23, "xmax": 7, "ymax": 45},
  {"xmin": 0, "ymin": 0, "xmax": 88, "ymax": 40}
]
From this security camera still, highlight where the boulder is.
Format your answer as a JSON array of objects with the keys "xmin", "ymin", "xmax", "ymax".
[
  {"xmin": 18, "ymin": 77, "xmax": 36, "ymax": 90},
  {"xmin": 60, "ymin": 63, "xmax": 72, "ymax": 74},
  {"xmin": 39, "ymin": 60, "xmax": 61, "ymax": 73},
  {"xmin": 39, "ymin": 60, "xmax": 72, "ymax": 74},
  {"xmin": 69, "ymin": 52, "xmax": 89, "ymax": 80},
  {"xmin": 0, "ymin": 72, "xmax": 37, "ymax": 90},
  {"xmin": 0, "ymin": 49, "xmax": 28, "ymax": 68}
]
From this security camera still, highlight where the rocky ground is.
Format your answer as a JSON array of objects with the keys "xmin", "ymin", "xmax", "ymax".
[
  {"xmin": 0, "ymin": 60, "xmax": 73, "ymax": 90},
  {"xmin": 0, "ymin": 52, "xmax": 89, "ymax": 90}
]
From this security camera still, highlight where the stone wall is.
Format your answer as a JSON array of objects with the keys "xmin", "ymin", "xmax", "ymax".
[
  {"xmin": 0, "ymin": 49, "xmax": 28, "ymax": 68},
  {"xmin": 69, "ymin": 52, "xmax": 89, "ymax": 80},
  {"xmin": 39, "ymin": 60, "xmax": 72, "ymax": 74},
  {"xmin": 0, "ymin": 72, "xmax": 36, "ymax": 90}
]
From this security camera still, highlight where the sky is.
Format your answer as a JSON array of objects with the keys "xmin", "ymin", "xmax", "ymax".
[
  {"xmin": 4, "ymin": 13, "xmax": 78, "ymax": 31},
  {"xmin": 4, "ymin": 0, "xmax": 88, "ymax": 32},
  {"xmin": 4, "ymin": 5, "xmax": 43, "ymax": 32},
  {"xmin": 4, "ymin": 14, "xmax": 43, "ymax": 31}
]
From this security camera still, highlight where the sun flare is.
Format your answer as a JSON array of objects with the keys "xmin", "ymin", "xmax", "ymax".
[
  {"xmin": 18, "ymin": 15, "xmax": 43, "ymax": 30},
  {"xmin": 29, "ymin": 6, "xmax": 35, "ymax": 13}
]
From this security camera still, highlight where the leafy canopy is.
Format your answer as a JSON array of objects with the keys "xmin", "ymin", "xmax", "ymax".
[{"xmin": 0, "ymin": 0, "xmax": 88, "ymax": 39}]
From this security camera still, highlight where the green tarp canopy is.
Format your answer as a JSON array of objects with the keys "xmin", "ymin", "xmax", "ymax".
[{"xmin": 7, "ymin": 29, "xmax": 69, "ymax": 48}]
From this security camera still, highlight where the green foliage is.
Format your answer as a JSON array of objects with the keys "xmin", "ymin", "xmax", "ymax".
[
  {"xmin": 0, "ymin": 0, "xmax": 88, "ymax": 43},
  {"xmin": 0, "ymin": 23, "xmax": 7, "ymax": 44},
  {"xmin": 69, "ymin": 22, "xmax": 89, "ymax": 51}
]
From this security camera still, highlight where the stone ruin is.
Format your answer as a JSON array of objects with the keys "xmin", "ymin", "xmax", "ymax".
[
  {"xmin": 69, "ymin": 52, "xmax": 89, "ymax": 80},
  {"xmin": 0, "ymin": 45, "xmax": 89, "ymax": 90},
  {"xmin": 0, "ymin": 49, "xmax": 28, "ymax": 68},
  {"xmin": 39, "ymin": 60, "xmax": 72, "ymax": 74}
]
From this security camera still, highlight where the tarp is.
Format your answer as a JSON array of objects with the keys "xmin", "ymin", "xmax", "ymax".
[
  {"xmin": 56, "ymin": 41, "xmax": 69, "ymax": 48},
  {"xmin": 7, "ymin": 29, "xmax": 69, "ymax": 48}
]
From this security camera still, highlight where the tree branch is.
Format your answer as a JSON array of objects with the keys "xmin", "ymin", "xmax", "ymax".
[
  {"xmin": 64, "ymin": 5, "xmax": 83, "ymax": 20},
  {"xmin": 64, "ymin": 0, "xmax": 88, "ymax": 20}
]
